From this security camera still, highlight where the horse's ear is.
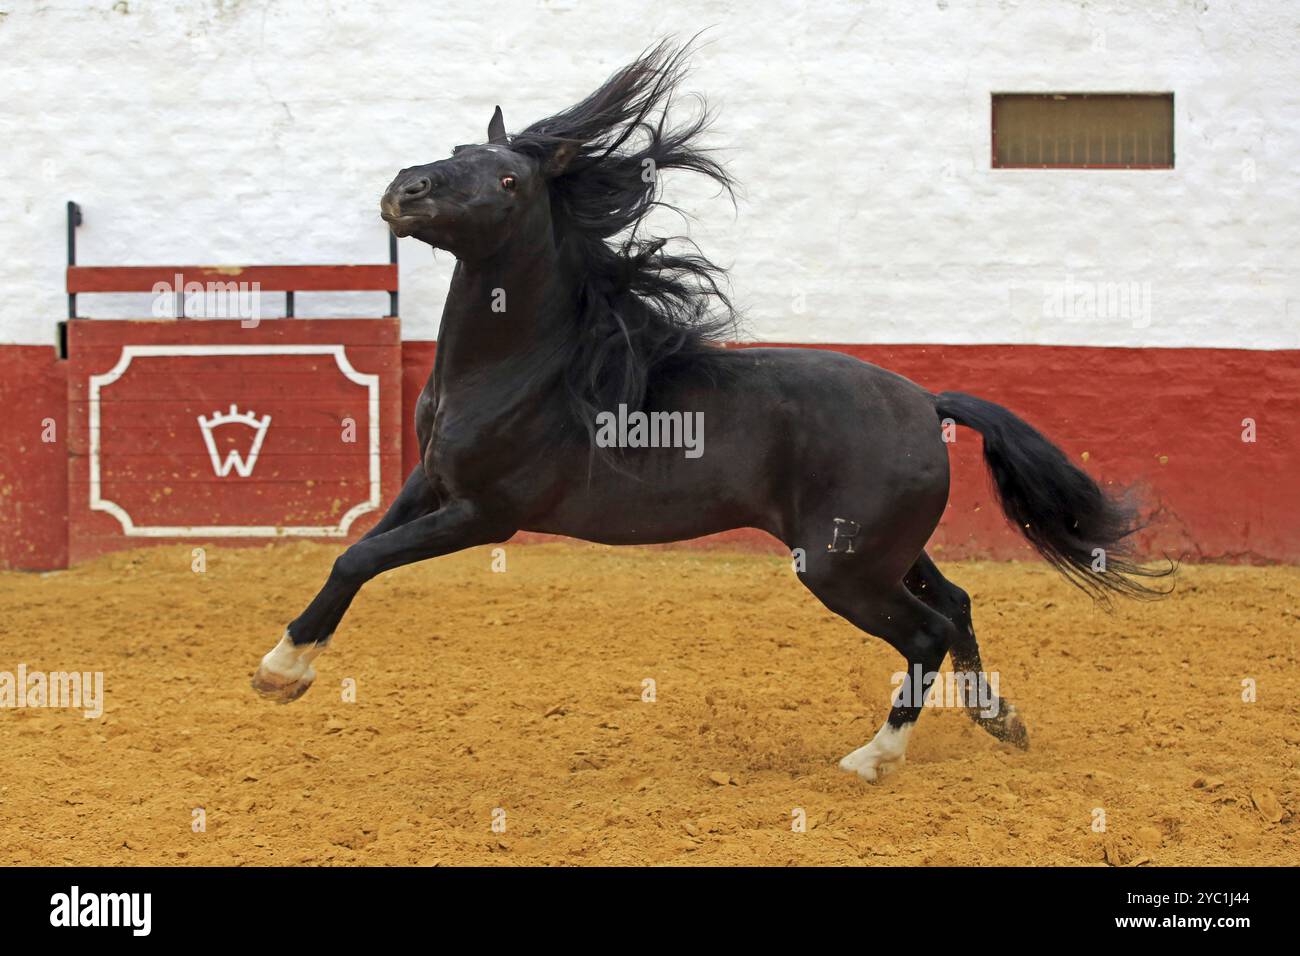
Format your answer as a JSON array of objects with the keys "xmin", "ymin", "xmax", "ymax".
[
  {"xmin": 487, "ymin": 106, "xmax": 508, "ymax": 145},
  {"xmin": 544, "ymin": 140, "xmax": 581, "ymax": 178}
]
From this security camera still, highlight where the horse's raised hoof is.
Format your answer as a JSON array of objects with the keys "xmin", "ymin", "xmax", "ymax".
[
  {"xmin": 250, "ymin": 631, "xmax": 327, "ymax": 704},
  {"xmin": 250, "ymin": 665, "xmax": 316, "ymax": 704}
]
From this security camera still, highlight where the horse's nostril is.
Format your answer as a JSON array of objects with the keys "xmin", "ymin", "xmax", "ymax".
[{"xmin": 401, "ymin": 177, "xmax": 432, "ymax": 200}]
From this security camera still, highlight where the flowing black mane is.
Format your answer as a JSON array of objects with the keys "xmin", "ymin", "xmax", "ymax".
[{"xmin": 508, "ymin": 39, "xmax": 740, "ymax": 440}]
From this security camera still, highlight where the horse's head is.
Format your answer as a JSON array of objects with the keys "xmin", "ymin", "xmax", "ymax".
[{"xmin": 380, "ymin": 107, "xmax": 576, "ymax": 260}]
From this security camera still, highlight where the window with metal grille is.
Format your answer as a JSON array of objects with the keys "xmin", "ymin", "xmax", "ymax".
[{"xmin": 992, "ymin": 93, "xmax": 1174, "ymax": 169}]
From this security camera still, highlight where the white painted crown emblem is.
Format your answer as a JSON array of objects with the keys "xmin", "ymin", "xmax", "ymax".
[{"xmin": 197, "ymin": 403, "xmax": 272, "ymax": 478}]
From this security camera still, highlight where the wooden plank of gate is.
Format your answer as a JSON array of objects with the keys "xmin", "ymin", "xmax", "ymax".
[
  {"xmin": 67, "ymin": 264, "xmax": 398, "ymax": 293},
  {"xmin": 66, "ymin": 318, "xmax": 403, "ymax": 564}
]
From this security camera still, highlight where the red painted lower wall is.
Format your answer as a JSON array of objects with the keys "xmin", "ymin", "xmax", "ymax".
[
  {"xmin": 0, "ymin": 345, "xmax": 69, "ymax": 570},
  {"xmin": 405, "ymin": 342, "xmax": 1299, "ymax": 562},
  {"xmin": 3, "ymin": 340, "xmax": 1295, "ymax": 569}
]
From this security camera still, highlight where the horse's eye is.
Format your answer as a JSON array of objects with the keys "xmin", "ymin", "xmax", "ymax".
[{"xmin": 500, "ymin": 175, "xmax": 517, "ymax": 191}]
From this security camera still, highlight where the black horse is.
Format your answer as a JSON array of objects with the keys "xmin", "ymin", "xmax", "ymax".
[{"xmin": 253, "ymin": 41, "xmax": 1169, "ymax": 781}]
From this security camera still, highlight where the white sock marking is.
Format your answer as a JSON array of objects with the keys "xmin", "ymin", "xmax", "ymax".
[
  {"xmin": 838, "ymin": 720, "xmax": 914, "ymax": 782},
  {"xmin": 257, "ymin": 630, "xmax": 329, "ymax": 684}
]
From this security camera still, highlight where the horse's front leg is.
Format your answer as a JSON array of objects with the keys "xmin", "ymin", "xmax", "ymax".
[{"xmin": 251, "ymin": 498, "xmax": 513, "ymax": 702}]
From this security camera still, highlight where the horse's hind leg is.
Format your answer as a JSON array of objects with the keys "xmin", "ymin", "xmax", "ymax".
[
  {"xmin": 800, "ymin": 562, "xmax": 961, "ymax": 782},
  {"xmin": 904, "ymin": 552, "xmax": 1028, "ymax": 749}
]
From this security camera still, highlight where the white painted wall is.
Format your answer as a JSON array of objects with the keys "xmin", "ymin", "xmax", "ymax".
[{"xmin": 2, "ymin": 0, "xmax": 1296, "ymax": 349}]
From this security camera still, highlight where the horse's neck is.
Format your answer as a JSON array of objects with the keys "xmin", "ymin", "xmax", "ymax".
[{"xmin": 432, "ymin": 241, "xmax": 573, "ymax": 391}]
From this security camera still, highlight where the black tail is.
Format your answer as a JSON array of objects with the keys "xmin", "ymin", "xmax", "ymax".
[{"xmin": 935, "ymin": 391, "xmax": 1174, "ymax": 603}]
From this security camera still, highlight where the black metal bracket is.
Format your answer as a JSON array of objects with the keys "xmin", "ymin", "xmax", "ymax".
[
  {"xmin": 67, "ymin": 200, "xmax": 82, "ymax": 320},
  {"xmin": 59, "ymin": 201, "xmax": 83, "ymax": 357},
  {"xmin": 389, "ymin": 231, "xmax": 399, "ymax": 318}
]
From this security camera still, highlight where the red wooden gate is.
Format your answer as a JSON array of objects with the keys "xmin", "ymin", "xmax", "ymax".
[
  {"xmin": 61, "ymin": 205, "xmax": 404, "ymax": 563},
  {"xmin": 66, "ymin": 318, "xmax": 402, "ymax": 563}
]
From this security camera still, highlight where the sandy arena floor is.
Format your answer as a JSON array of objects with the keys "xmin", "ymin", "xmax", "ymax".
[{"xmin": 0, "ymin": 541, "xmax": 1296, "ymax": 866}]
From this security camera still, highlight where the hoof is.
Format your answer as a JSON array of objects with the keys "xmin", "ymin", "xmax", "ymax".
[
  {"xmin": 250, "ymin": 665, "xmax": 316, "ymax": 704},
  {"xmin": 838, "ymin": 722, "xmax": 913, "ymax": 783},
  {"xmin": 838, "ymin": 749, "xmax": 905, "ymax": 784},
  {"xmin": 971, "ymin": 703, "xmax": 1030, "ymax": 750},
  {"xmin": 1004, "ymin": 712, "xmax": 1030, "ymax": 751},
  {"xmin": 251, "ymin": 631, "xmax": 327, "ymax": 704}
]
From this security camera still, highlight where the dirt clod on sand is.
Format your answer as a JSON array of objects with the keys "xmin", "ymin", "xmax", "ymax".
[{"xmin": 1, "ymin": 542, "xmax": 1297, "ymax": 866}]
